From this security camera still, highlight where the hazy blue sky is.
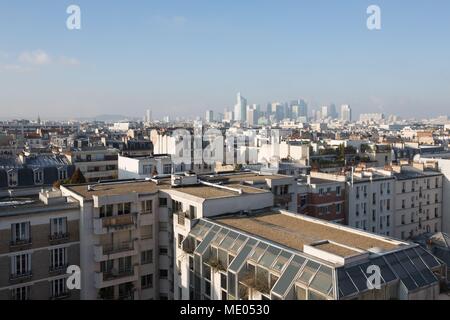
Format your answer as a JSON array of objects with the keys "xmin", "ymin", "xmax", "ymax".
[{"xmin": 0, "ymin": 0, "xmax": 449, "ymax": 120}]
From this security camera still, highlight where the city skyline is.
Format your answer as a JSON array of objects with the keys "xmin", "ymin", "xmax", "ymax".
[{"xmin": 0, "ymin": 0, "xmax": 449, "ymax": 120}]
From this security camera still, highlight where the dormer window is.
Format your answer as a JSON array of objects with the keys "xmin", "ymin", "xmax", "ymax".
[
  {"xmin": 33, "ymin": 170, "xmax": 43, "ymax": 185},
  {"xmin": 7, "ymin": 170, "xmax": 18, "ymax": 187}
]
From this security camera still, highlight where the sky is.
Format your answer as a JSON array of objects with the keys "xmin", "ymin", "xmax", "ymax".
[{"xmin": 0, "ymin": 0, "xmax": 449, "ymax": 120}]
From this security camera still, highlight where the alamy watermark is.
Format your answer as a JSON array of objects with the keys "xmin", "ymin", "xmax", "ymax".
[
  {"xmin": 367, "ymin": 5, "xmax": 382, "ymax": 30},
  {"xmin": 66, "ymin": 5, "xmax": 81, "ymax": 30}
]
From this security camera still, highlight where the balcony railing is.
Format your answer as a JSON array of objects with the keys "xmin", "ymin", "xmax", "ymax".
[
  {"xmin": 103, "ymin": 241, "xmax": 134, "ymax": 255},
  {"xmin": 9, "ymin": 239, "xmax": 32, "ymax": 250},
  {"xmin": 49, "ymin": 232, "xmax": 70, "ymax": 243},
  {"xmin": 49, "ymin": 264, "xmax": 69, "ymax": 274},
  {"xmin": 10, "ymin": 271, "xmax": 32, "ymax": 281},
  {"xmin": 103, "ymin": 268, "xmax": 135, "ymax": 281}
]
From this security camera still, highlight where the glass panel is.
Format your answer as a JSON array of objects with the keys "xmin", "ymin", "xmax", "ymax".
[
  {"xmin": 384, "ymin": 254, "xmax": 417, "ymax": 290},
  {"xmin": 308, "ymin": 290, "xmax": 327, "ymax": 300},
  {"xmin": 299, "ymin": 260, "xmax": 321, "ymax": 285},
  {"xmin": 211, "ymin": 229, "xmax": 229, "ymax": 246},
  {"xmin": 228, "ymin": 239, "xmax": 257, "ymax": 273},
  {"xmin": 219, "ymin": 231, "xmax": 239, "ymax": 250},
  {"xmin": 414, "ymin": 246, "xmax": 441, "ymax": 269},
  {"xmin": 404, "ymin": 248, "xmax": 438, "ymax": 285},
  {"xmin": 249, "ymin": 243, "xmax": 269, "ymax": 262},
  {"xmin": 194, "ymin": 228, "xmax": 218, "ymax": 255},
  {"xmin": 229, "ymin": 235, "xmax": 247, "ymax": 254},
  {"xmin": 345, "ymin": 266, "xmax": 369, "ymax": 291},
  {"xmin": 309, "ymin": 265, "xmax": 333, "ymax": 296},
  {"xmin": 295, "ymin": 285, "xmax": 307, "ymax": 300},
  {"xmin": 271, "ymin": 255, "xmax": 306, "ymax": 297},
  {"xmin": 337, "ymin": 268, "xmax": 358, "ymax": 298},
  {"xmin": 371, "ymin": 257, "xmax": 396, "ymax": 283},
  {"xmin": 272, "ymin": 251, "xmax": 293, "ymax": 273},
  {"xmin": 259, "ymin": 246, "xmax": 281, "ymax": 269},
  {"xmin": 395, "ymin": 251, "xmax": 426, "ymax": 287}
]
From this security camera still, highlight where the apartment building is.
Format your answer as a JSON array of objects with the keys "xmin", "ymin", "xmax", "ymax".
[
  {"xmin": 392, "ymin": 165, "xmax": 443, "ymax": 240},
  {"xmin": 118, "ymin": 154, "xmax": 173, "ymax": 180},
  {"xmin": 65, "ymin": 146, "xmax": 119, "ymax": 182},
  {"xmin": 201, "ymin": 172, "xmax": 297, "ymax": 211},
  {"xmin": 59, "ymin": 172, "xmax": 273, "ymax": 300},
  {"xmin": 297, "ymin": 172, "xmax": 346, "ymax": 224},
  {"xmin": 175, "ymin": 209, "xmax": 446, "ymax": 300},
  {"xmin": 0, "ymin": 190, "xmax": 80, "ymax": 300},
  {"xmin": 346, "ymin": 170, "xmax": 395, "ymax": 237}
]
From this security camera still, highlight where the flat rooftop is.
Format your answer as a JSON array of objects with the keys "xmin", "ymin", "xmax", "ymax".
[
  {"xmin": 170, "ymin": 183, "xmax": 268, "ymax": 199},
  {"xmin": 65, "ymin": 179, "xmax": 268, "ymax": 201},
  {"xmin": 225, "ymin": 173, "xmax": 293, "ymax": 183},
  {"xmin": 65, "ymin": 181, "xmax": 161, "ymax": 200},
  {"xmin": 213, "ymin": 211, "xmax": 402, "ymax": 257}
]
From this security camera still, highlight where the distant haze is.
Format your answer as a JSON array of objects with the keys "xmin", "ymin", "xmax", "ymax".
[{"xmin": 0, "ymin": 0, "xmax": 449, "ymax": 120}]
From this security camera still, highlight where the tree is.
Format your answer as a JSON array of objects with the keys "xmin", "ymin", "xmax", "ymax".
[
  {"xmin": 337, "ymin": 144, "xmax": 345, "ymax": 161},
  {"xmin": 69, "ymin": 168, "xmax": 86, "ymax": 184}
]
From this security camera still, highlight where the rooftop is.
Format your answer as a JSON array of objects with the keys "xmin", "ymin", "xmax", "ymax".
[{"xmin": 213, "ymin": 211, "xmax": 403, "ymax": 257}]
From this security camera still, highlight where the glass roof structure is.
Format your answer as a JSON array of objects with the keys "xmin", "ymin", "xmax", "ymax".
[{"xmin": 183, "ymin": 218, "xmax": 444, "ymax": 300}]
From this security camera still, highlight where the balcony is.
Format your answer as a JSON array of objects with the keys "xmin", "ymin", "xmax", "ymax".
[
  {"xmin": 94, "ymin": 265, "xmax": 139, "ymax": 289},
  {"xmin": 9, "ymin": 239, "xmax": 32, "ymax": 252},
  {"xmin": 274, "ymin": 193, "xmax": 292, "ymax": 205},
  {"xmin": 50, "ymin": 291, "xmax": 71, "ymax": 300},
  {"xmin": 10, "ymin": 271, "xmax": 32, "ymax": 283},
  {"xmin": 94, "ymin": 240, "xmax": 137, "ymax": 262},
  {"xmin": 49, "ymin": 264, "xmax": 69, "ymax": 275},
  {"xmin": 49, "ymin": 232, "xmax": 70, "ymax": 244},
  {"xmin": 94, "ymin": 213, "xmax": 137, "ymax": 235}
]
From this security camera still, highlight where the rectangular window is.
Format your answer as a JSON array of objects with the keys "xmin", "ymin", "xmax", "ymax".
[
  {"xmin": 11, "ymin": 222, "xmax": 31, "ymax": 245},
  {"xmin": 159, "ymin": 247, "xmax": 168, "ymax": 256},
  {"xmin": 178, "ymin": 234, "xmax": 184, "ymax": 249},
  {"xmin": 159, "ymin": 269, "xmax": 168, "ymax": 279},
  {"xmin": 141, "ymin": 200, "xmax": 153, "ymax": 214},
  {"xmin": 141, "ymin": 274, "xmax": 153, "ymax": 289},
  {"xmin": 11, "ymin": 253, "xmax": 32, "ymax": 278},
  {"xmin": 50, "ymin": 247, "xmax": 67, "ymax": 271},
  {"xmin": 336, "ymin": 186, "xmax": 341, "ymax": 196},
  {"xmin": 141, "ymin": 250, "xmax": 153, "ymax": 264},
  {"xmin": 50, "ymin": 217, "xmax": 68, "ymax": 239},
  {"xmin": 11, "ymin": 286, "xmax": 31, "ymax": 300},
  {"xmin": 141, "ymin": 225, "xmax": 153, "ymax": 240},
  {"xmin": 159, "ymin": 222, "xmax": 168, "ymax": 232},
  {"xmin": 159, "ymin": 198, "xmax": 167, "ymax": 207},
  {"xmin": 51, "ymin": 278, "xmax": 67, "ymax": 298}
]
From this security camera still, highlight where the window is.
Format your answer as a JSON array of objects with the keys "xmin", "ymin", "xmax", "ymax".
[
  {"xmin": 7, "ymin": 171, "xmax": 18, "ymax": 187},
  {"xmin": 118, "ymin": 256, "xmax": 132, "ymax": 273},
  {"xmin": 50, "ymin": 247, "xmax": 67, "ymax": 271},
  {"xmin": 159, "ymin": 198, "xmax": 167, "ymax": 207},
  {"xmin": 159, "ymin": 269, "xmax": 168, "ymax": 279},
  {"xmin": 163, "ymin": 164, "xmax": 172, "ymax": 174},
  {"xmin": 189, "ymin": 205, "xmax": 196, "ymax": 219},
  {"xmin": 159, "ymin": 222, "xmax": 168, "ymax": 232},
  {"xmin": 178, "ymin": 234, "xmax": 184, "ymax": 249},
  {"xmin": 50, "ymin": 217, "xmax": 68, "ymax": 239},
  {"xmin": 141, "ymin": 274, "xmax": 153, "ymax": 289},
  {"xmin": 220, "ymin": 273, "xmax": 227, "ymax": 290},
  {"xmin": 11, "ymin": 253, "xmax": 32, "ymax": 278},
  {"xmin": 159, "ymin": 247, "xmax": 168, "ymax": 256},
  {"xmin": 141, "ymin": 200, "xmax": 153, "ymax": 214},
  {"xmin": 142, "ymin": 165, "xmax": 152, "ymax": 175},
  {"xmin": 141, "ymin": 250, "xmax": 153, "ymax": 264},
  {"xmin": 141, "ymin": 225, "xmax": 153, "ymax": 239},
  {"xmin": 386, "ymin": 199, "xmax": 391, "ymax": 211},
  {"xmin": 51, "ymin": 278, "xmax": 67, "ymax": 298},
  {"xmin": 336, "ymin": 186, "xmax": 341, "ymax": 196},
  {"xmin": 11, "ymin": 286, "xmax": 31, "ymax": 300},
  {"xmin": 58, "ymin": 169, "xmax": 68, "ymax": 180},
  {"xmin": 319, "ymin": 188, "xmax": 324, "ymax": 196},
  {"xmin": 34, "ymin": 170, "xmax": 43, "ymax": 184},
  {"xmin": 11, "ymin": 222, "xmax": 31, "ymax": 245},
  {"xmin": 336, "ymin": 203, "xmax": 342, "ymax": 214}
]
